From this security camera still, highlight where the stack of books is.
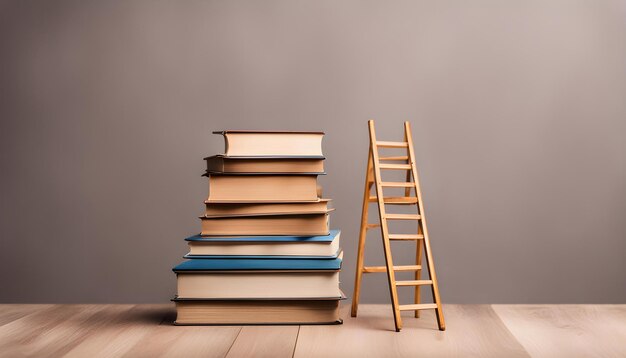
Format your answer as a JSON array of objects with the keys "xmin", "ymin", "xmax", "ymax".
[{"xmin": 172, "ymin": 130, "xmax": 343, "ymax": 325}]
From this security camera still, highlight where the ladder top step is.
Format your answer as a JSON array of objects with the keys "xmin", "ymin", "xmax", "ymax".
[
  {"xmin": 385, "ymin": 213, "xmax": 421, "ymax": 220},
  {"xmin": 395, "ymin": 280, "xmax": 433, "ymax": 286},
  {"xmin": 388, "ymin": 234, "xmax": 424, "ymax": 240},
  {"xmin": 399, "ymin": 303, "xmax": 438, "ymax": 311},
  {"xmin": 362, "ymin": 265, "xmax": 422, "ymax": 273},
  {"xmin": 380, "ymin": 182, "xmax": 414, "ymax": 187},
  {"xmin": 369, "ymin": 196, "xmax": 418, "ymax": 204},
  {"xmin": 379, "ymin": 163, "xmax": 412, "ymax": 170},
  {"xmin": 379, "ymin": 156, "xmax": 409, "ymax": 161},
  {"xmin": 376, "ymin": 141, "xmax": 408, "ymax": 148},
  {"xmin": 365, "ymin": 223, "xmax": 380, "ymax": 230}
]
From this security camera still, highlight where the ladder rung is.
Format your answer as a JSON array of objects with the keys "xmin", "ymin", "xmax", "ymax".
[
  {"xmin": 395, "ymin": 280, "xmax": 433, "ymax": 286},
  {"xmin": 366, "ymin": 223, "xmax": 380, "ymax": 229},
  {"xmin": 376, "ymin": 141, "xmax": 408, "ymax": 148},
  {"xmin": 380, "ymin": 182, "xmax": 413, "ymax": 188},
  {"xmin": 385, "ymin": 214, "xmax": 421, "ymax": 220},
  {"xmin": 379, "ymin": 163, "xmax": 411, "ymax": 170},
  {"xmin": 379, "ymin": 156, "xmax": 409, "ymax": 161},
  {"xmin": 362, "ymin": 265, "xmax": 422, "ymax": 273},
  {"xmin": 388, "ymin": 234, "xmax": 424, "ymax": 240},
  {"xmin": 369, "ymin": 196, "xmax": 417, "ymax": 204},
  {"xmin": 399, "ymin": 303, "xmax": 438, "ymax": 311}
]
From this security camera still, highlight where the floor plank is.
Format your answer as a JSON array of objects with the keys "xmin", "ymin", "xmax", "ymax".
[
  {"xmin": 294, "ymin": 304, "xmax": 530, "ymax": 358},
  {"xmin": 62, "ymin": 305, "xmax": 166, "ymax": 358},
  {"xmin": 0, "ymin": 304, "xmax": 54, "ymax": 327},
  {"xmin": 226, "ymin": 326, "xmax": 299, "ymax": 358},
  {"xmin": 493, "ymin": 305, "xmax": 626, "ymax": 358},
  {"xmin": 152, "ymin": 326, "xmax": 241, "ymax": 358},
  {"xmin": 0, "ymin": 304, "xmax": 118, "ymax": 357},
  {"xmin": 122, "ymin": 307, "xmax": 241, "ymax": 358}
]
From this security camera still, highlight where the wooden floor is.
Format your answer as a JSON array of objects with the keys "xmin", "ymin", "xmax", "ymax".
[{"xmin": 0, "ymin": 304, "xmax": 624, "ymax": 357}]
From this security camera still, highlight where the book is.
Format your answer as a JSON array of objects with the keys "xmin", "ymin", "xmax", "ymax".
[
  {"xmin": 204, "ymin": 199, "xmax": 331, "ymax": 216},
  {"xmin": 200, "ymin": 212, "xmax": 331, "ymax": 236},
  {"xmin": 205, "ymin": 155, "xmax": 325, "ymax": 174},
  {"xmin": 173, "ymin": 298, "xmax": 342, "ymax": 325},
  {"xmin": 206, "ymin": 174, "xmax": 320, "ymax": 202},
  {"xmin": 185, "ymin": 230, "xmax": 341, "ymax": 257},
  {"xmin": 176, "ymin": 272, "xmax": 341, "ymax": 299},
  {"xmin": 173, "ymin": 255, "xmax": 343, "ymax": 299},
  {"xmin": 214, "ymin": 130, "xmax": 324, "ymax": 157}
]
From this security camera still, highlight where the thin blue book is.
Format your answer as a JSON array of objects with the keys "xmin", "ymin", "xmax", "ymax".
[
  {"xmin": 173, "ymin": 254, "xmax": 343, "ymax": 272},
  {"xmin": 184, "ymin": 230, "xmax": 341, "ymax": 258}
]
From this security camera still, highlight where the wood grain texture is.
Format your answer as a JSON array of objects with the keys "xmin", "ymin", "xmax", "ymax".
[
  {"xmin": 0, "ymin": 304, "xmax": 53, "ymax": 327},
  {"xmin": 63, "ymin": 305, "xmax": 165, "ymax": 358},
  {"xmin": 0, "ymin": 304, "xmax": 623, "ymax": 357},
  {"xmin": 226, "ymin": 326, "xmax": 299, "ymax": 358},
  {"xmin": 492, "ymin": 305, "xmax": 626, "ymax": 358},
  {"xmin": 0, "ymin": 304, "xmax": 115, "ymax": 357}
]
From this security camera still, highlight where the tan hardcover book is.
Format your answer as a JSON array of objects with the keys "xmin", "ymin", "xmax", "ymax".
[
  {"xmin": 214, "ymin": 130, "xmax": 324, "ymax": 157},
  {"xmin": 205, "ymin": 155, "xmax": 324, "ymax": 173},
  {"xmin": 207, "ymin": 174, "xmax": 319, "ymax": 202},
  {"xmin": 187, "ymin": 230, "xmax": 341, "ymax": 257},
  {"xmin": 176, "ymin": 271, "xmax": 341, "ymax": 299},
  {"xmin": 173, "ymin": 299, "xmax": 341, "ymax": 325},
  {"xmin": 204, "ymin": 199, "xmax": 331, "ymax": 216},
  {"xmin": 200, "ymin": 212, "xmax": 331, "ymax": 236}
]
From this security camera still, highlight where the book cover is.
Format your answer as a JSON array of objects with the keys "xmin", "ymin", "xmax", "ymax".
[
  {"xmin": 214, "ymin": 130, "xmax": 324, "ymax": 157},
  {"xmin": 172, "ymin": 254, "xmax": 343, "ymax": 272}
]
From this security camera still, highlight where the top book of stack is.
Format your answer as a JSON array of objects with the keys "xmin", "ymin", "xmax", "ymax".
[{"xmin": 214, "ymin": 130, "xmax": 325, "ymax": 157}]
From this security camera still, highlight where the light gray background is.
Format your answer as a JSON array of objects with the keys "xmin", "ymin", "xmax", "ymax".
[{"xmin": 1, "ymin": 0, "xmax": 625, "ymax": 303}]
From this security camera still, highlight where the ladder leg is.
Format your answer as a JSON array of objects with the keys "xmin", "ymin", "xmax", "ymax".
[
  {"xmin": 351, "ymin": 149, "xmax": 374, "ymax": 317},
  {"xmin": 369, "ymin": 120, "xmax": 403, "ymax": 332},
  {"xmin": 424, "ymin": 235, "xmax": 445, "ymax": 330},
  {"xmin": 381, "ymin": 218, "xmax": 402, "ymax": 331},
  {"xmin": 414, "ymin": 225, "xmax": 424, "ymax": 318}
]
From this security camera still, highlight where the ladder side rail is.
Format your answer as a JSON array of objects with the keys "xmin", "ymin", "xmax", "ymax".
[
  {"xmin": 369, "ymin": 119, "xmax": 403, "ymax": 331},
  {"xmin": 404, "ymin": 121, "xmax": 446, "ymax": 331},
  {"xmin": 403, "ymin": 124, "xmax": 422, "ymax": 318}
]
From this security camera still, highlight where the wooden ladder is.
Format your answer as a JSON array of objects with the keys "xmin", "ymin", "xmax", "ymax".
[{"xmin": 351, "ymin": 120, "xmax": 445, "ymax": 332}]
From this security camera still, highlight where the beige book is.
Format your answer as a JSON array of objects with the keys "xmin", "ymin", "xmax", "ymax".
[
  {"xmin": 205, "ymin": 155, "xmax": 324, "ymax": 173},
  {"xmin": 174, "ymin": 299, "xmax": 341, "ymax": 325},
  {"xmin": 176, "ymin": 271, "xmax": 341, "ymax": 299},
  {"xmin": 187, "ymin": 231, "xmax": 341, "ymax": 257},
  {"xmin": 214, "ymin": 130, "xmax": 324, "ymax": 157},
  {"xmin": 200, "ymin": 212, "xmax": 330, "ymax": 236},
  {"xmin": 204, "ymin": 199, "xmax": 331, "ymax": 216},
  {"xmin": 207, "ymin": 175, "xmax": 319, "ymax": 202}
]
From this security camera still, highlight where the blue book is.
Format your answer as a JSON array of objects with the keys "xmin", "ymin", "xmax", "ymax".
[
  {"xmin": 183, "ymin": 250, "xmax": 340, "ymax": 260},
  {"xmin": 173, "ymin": 254, "xmax": 342, "ymax": 272},
  {"xmin": 184, "ymin": 230, "xmax": 341, "ymax": 258}
]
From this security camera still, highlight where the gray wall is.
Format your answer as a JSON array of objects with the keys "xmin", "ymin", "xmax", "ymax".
[{"xmin": 1, "ymin": 0, "xmax": 625, "ymax": 304}]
